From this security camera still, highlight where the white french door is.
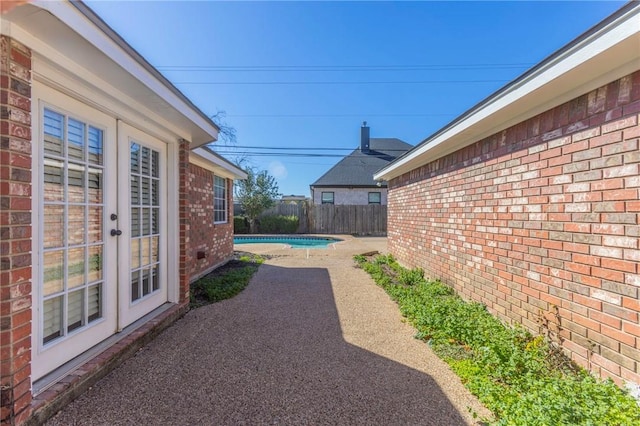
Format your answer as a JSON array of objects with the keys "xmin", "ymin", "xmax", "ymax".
[
  {"xmin": 34, "ymin": 85, "xmax": 169, "ymax": 380},
  {"xmin": 116, "ymin": 122, "xmax": 168, "ymax": 329},
  {"xmin": 34, "ymin": 87, "xmax": 118, "ymax": 380}
]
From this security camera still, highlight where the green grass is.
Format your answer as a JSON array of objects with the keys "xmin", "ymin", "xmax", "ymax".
[
  {"xmin": 354, "ymin": 253, "xmax": 640, "ymax": 425},
  {"xmin": 190, "ymin": 254, "xmax": 264, "ymax": 308}
]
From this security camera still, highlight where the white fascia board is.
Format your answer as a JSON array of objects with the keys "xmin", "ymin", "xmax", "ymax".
[
  {"xmin": 34, "ymin": 0, "xmax": 219, "ymax": 146},
  {"xmin": 375, "ymin": 4, "xmax": 640, "ymax": 182},
  {"xmin": 191, "ymin": 148, "xmax": 248, "ymax": 180}
]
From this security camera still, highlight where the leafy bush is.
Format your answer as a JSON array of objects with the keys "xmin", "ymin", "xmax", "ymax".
[
  {"xmin": 259, "ymin": 214, "xmax": 299, "ymax": 234},
  {"xmin": 191, "ymin": 254, "xmax": 263, "ymax": 307},
  {"xmin": 234, "ymin": 216, "xmax": 249, "ymax": 234},
  {"xmin": 354, "ymin": 254, "xmax": 640, "ymax": 425}
]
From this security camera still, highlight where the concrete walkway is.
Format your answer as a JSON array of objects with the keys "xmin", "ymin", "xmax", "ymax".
[{"xmin": 47, "ymin": 236, "xmax": 491, "ymax": 425}]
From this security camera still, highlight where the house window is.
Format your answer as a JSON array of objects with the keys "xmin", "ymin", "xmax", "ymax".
[
  {"xmin": 321, "ymin": 192, "xmax": 334, "ymax": 204},
  {"xmin": 368, "ymin": 192, "xmax": 381, "ymax": 205},
  {"xmin": 214, "ymin": 176, "xmax": 227, "ymax": 223}
]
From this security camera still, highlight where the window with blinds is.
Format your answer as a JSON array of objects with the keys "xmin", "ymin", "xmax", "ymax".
[
  {"xmin": 214, "ymin": 176, "xmax": 227, "ymax": 224},
  {"xmin": 42, "ymin": 108, "xmax": 104, "ymax": 345}
]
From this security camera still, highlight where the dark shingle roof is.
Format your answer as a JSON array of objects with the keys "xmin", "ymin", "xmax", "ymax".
[{"xmin": 311, "ymin": 138, "xmax": 412, "ymax": 187}]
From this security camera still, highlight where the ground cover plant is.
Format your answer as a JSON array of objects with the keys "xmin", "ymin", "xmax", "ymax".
[
  {"xmin": 190, "ymin": 252, "xmax": 264, "ymax": 308},
  {"xmin": 354, "ymin": 253, "xmax": 640, "ymax": 425}
]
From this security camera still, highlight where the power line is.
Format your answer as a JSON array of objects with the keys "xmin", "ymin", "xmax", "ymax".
[
  {"xmin": 213, "ymin": 145, "xmax": 408, "ymax": 151},
  {"xmin": 225, "ymin": 113, "xmax": 454, "ymax": 118},
  {"xmin": 211, "ymin": 151, "xmax": 403, "ymax": 158},
  {"xmin": 157, "ymin": 63, "xmax": 533, "ymax": 71},
  {"xmin": 174, "ymin": 79, "xmax": 508, "ymax": 85}
]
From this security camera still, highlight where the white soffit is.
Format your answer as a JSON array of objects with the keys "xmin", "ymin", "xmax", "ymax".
[
  {"xmin": 375, "ymin": 3, "xmax": 640, "ymax": 181},
  {"xmin": 2, "ymin": 1, "xmax": 219, "ymax": 147}
]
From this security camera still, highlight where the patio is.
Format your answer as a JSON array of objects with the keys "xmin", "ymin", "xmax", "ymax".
[{"xmin": 46, "ymin": 236, "xmax": 490, "ymax": 425}]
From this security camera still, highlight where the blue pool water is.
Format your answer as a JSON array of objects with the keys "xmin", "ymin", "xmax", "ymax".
[{"xmin": 233, "ymin": 236, "xmax": 341, "ymax": 249}]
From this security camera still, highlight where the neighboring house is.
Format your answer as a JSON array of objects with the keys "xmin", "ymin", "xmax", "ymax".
[
  {"xmin": 1, "ymin": 2, "xmax": 245, "ymax": 424},
  {"xmin": 280, "ymin": 194, "xmax": 308, "ymax": 205},
  {"xmin": 310, "ymin": 123, "xmax": 412, "ymax": 205},
  {"xmin": 375, "ymin": 2, "xmax": 640, "ymax": 393}
]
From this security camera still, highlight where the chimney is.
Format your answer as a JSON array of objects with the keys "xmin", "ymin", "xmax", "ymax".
[{"xmin": 360, "ymin": 121, "xmax": 370, "ymax": 154}]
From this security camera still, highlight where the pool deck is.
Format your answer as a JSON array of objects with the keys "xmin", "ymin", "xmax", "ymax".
[{"xmin": 47, "ymin": 235, "xmax": 491, "ymax": 425}]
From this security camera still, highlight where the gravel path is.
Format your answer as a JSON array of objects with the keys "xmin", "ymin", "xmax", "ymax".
[{"xmin": 47, "ymin": 236, "xmax": 491, "ymax": 425}]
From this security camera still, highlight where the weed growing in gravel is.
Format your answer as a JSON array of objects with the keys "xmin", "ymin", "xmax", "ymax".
[
  {"xmin": 191, "ymin": 253, "xmax": 264, "ymax": 308},
  {"xmin": 354, "ymin": 254, "xmax": 640, "ymax": 425}
]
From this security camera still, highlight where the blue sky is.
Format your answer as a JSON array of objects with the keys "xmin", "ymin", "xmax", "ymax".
[{"xmin": 86, "ymin": 0, "xmax": 626, "ymax": 196}]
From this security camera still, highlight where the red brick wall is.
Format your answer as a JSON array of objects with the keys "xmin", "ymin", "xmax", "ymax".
[
  {"xmin": 388, "ymin": 71, "xmax": 640, "ymax": 388},
  {"xmin": 0, "ymin": 35, "xmax": 33, "ymax": 425},
  {"xmin": 187, "ymin": 163, "xmax": 234, "ymax": 281}
]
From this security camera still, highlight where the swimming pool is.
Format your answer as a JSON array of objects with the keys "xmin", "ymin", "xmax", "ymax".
[{"xmin": 233, "ymin": 236, "xmax": 341, "ymax": 249}]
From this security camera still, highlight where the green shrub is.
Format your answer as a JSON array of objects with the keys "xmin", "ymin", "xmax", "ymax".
[
  {"xmin": 354, "ymin": 254, "xmax": 640, "ymax": 425},
  {"xmin": 259, "ymin": 214, "xmax": 299, "ymax": 234},
  {"xmin": 191, "ymin": 254, "xmax": 263, "ymax": 307},
  {"xmin": 234, "ymin": 216, "xmax": 249, "ymax": 234}
]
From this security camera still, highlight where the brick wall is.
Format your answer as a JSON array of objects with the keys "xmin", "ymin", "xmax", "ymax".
[
  {"xmin": 388, "ymin": 71, "xmax": 640, "ymax": 388},
  {"xmin": 187, "ymin": 163, "xmax": 234, "ymax": 282},
  {"xmin": 0, "ymin": 35, "xmax": 33, "ymax": 425}
]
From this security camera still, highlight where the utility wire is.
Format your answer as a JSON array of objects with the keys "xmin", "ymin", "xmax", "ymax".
[
  {"xmin": 225, "ymin": 113, "xmax": 454, "ymax": 117},
  {"xmin": 174, "ymin": 79, "xmax": 508, "ymax": 85},
  {"xmin": 211, "ymin": 151, "xmax": 402, "ymax": 158},
  {"xmin": 157, "ymin": 63, "xmax": 533, "ymax": 71},
  {"xmin": 213, "ymin": 145, "xmax": 409, "ymax": 151}
]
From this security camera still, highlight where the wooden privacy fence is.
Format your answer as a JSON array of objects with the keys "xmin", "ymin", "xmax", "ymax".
[{"xmin": 260, "ymin": 203, "xmax": 387, "ymax": 235}]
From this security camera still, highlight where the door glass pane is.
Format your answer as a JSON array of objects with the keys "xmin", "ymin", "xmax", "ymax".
[
  {"xmin": 44, "ymin": 109, "xmax": 64, "ymax": 156},
  {"xmin": 68, "ymin": 205, "xmax": 85, "ymax": 246},
  {"xmin": 88, "ymin": 284, "xmax": 102, "ymax": 322},
  {"xmin": 44, "ymin": 159, "xmax": 64, "ymax": 202},
  {"xmin": 131, "ymin": 207, "xmax": 140, "ymax": 237},
  {"xmin": 131, "ymin": 271, "xmax": 140, "ymax": 302},
  {"xmin": 41, "ymin": 108, "xmax": 106, "ymax": 345},
  {"xmin": 141, "ymin": 177, "xmax": 150, "ymax": 205},
  {"xmin": 151, "ymin": 236, "xmax": 159, "ymax": 263},
  {"xmin": 88, "ymin": 206, "xmax": 102, "ymax": 243},
  {"xmin": 68, "ymin": 163, "xmax": 86, "ymax": 203},
  {"xmin": 130, "ymin": 143, "xmax": 140, "ymax": 173},
  {"xmin": 43, "ymin": 296, "xmax": 63, "ymax": 344},
  {"xmin": 141, "ymin": 237, "xmax": 150, "ymax": 265},
  {"xmin": 142, "ymin": 208, "xmax": 150, "ymax": 235},
  {"xmin": 88, "ymin": 167, "xmax": 102, "ymax": 204},
  {"xmin": 68, "ymin": 247, "xmax": 85, "ymax": 289},
  {"xmin": 152, "ymin": 266, "xmax": 159, "ymax": 291},
  {"xmin": 67, "ymin": 289, "xmax": 84, "ymax": 332},
  {"xmin": 141, "ymin": 146, "xmax": 150, "ymax": 176},
  {"xmin": 130, "ymin": 238, "xmax": 140, "ymax": 269},
  {"xmin": 142, "ymin": 270, "xmax": 150, "ymax": 296},
  {"xmin": 152, "ymin": 150, "xmax": 159, "ymax": 178},
  {"xmin": 67, "ymin": 118, "xmax": 85, "ymax": 161},
  {"xmin": 88, "ymin": 245, "xmax": 103, "ymax": 283},
  {"xmin": 88, "ymin": 126, "xmax": 103, "ymax": 165},
  {"xmin": 43, "ymin": 250, "xmax": 64, "ymax": 296},
  {"xmin": 44, "ymin": 205, "xmax": 64, "ymax": 248},
  {"xmin": 152, "ymin": 209, "xmax": 159, "ymax": 234}
]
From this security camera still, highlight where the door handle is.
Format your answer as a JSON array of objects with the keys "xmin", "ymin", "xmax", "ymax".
[{"xmin": 110, "ymin": 229, "xmax": 123, "ymax": 237}]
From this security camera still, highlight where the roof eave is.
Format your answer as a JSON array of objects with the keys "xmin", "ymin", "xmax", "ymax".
[
  {"xmin": 191, "ymin": 147, "xmax": 248, "ymax": 180},
  {"xmin": 35, "ymin": 0, "xmax": 219, "ymax": 147},
  {"xmin": 375, "ymin": 2, "xmax": 640, "ymax": 181}
]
